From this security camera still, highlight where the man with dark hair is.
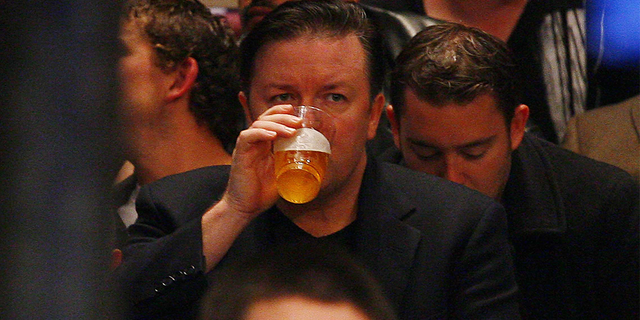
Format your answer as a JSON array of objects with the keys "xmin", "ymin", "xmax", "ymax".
[
  {"xmin": 235, "ymin": 0, "xmax": 441, "ymax": 156},
  {"xmin": 113, "ymin": 0, "xmax": 244, "ymax": 236},
  {"xmin": 386, "ymin": 22, "xmax": 639, "ymax": 319},
  {"xmin": 364, "ymin": 0, "xmax": 640, "ymax": 144},
  {"xmin": 115, "ymin": 2, "xmax": 520, "ymax": 319}
]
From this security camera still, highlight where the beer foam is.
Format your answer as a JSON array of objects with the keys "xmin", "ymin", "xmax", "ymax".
[{"xmin": 274, "ymin": 127, "xmax": 331, "ymax": 153}]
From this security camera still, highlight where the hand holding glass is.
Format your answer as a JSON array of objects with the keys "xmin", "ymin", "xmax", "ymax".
[{"xmin": 273, "ymin": 106, "xmax": 335, "ymax": 204}]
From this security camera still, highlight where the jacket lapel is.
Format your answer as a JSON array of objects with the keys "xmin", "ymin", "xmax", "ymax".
[{"xmin": 355, "ymin": 159, "xmax": 422, "ymax": 304}]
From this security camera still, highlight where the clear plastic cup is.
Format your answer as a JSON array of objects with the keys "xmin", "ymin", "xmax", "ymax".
[{"xmin": 273, "ymin": 106, "xmax": 335, "ymax": 204}]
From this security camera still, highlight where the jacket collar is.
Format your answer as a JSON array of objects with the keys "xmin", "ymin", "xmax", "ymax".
[
  {"xmin": 112, "ymin": 174, "xmax": 138, "ymax": 208},
  {"xmin": 503, "ymin": 133, "xmax": 567, "ymax": 239}
]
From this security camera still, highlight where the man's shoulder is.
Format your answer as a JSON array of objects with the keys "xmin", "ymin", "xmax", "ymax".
[
  {"xmin": 374, "ymin": 149, "xmax": 499, "ymax": 206},
  {"xmin": 135, "ymin": 165, "xmax": 230, "ymax": 226},
  {"xmin": 521, "ymin": 134, "xmax": 634, "ymax": 181},
  {"xmin": 574, "ymin": 95, "xmax": 638, "ymax": 125},
  {"xmin": 516, "ymin": 134, "xmax": 638, "ymax": 203},
  {"xmin": 143, "ymin": 165, "xmax": 230, "ymax": 197},
  {"xmin": 375, "ymin": 160, "xmax": 501, "ymax": 213}
]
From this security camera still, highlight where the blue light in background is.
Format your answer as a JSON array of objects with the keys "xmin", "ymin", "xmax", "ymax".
[{"xmin": 589, "ymin": 0, "xmax": 640, "ymax": 66}]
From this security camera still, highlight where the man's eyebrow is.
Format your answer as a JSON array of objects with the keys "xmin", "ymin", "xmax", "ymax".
[
  {"xmin": 264, "ymin": 84, "xmax": 295, "ymax": 90},
  {"xmin": 407, "ymin": 138, "xmax": 437, "ymax": 148},
  {"xmin": 458, "ymin": 135, "xmax": 496, "ymax": 149},
  {"xmin": 322, "ymin": 82, "xmax": 352, "ymax": 90},
  {"xmin": 407, "ymin": 135, "xmax": 497, "ymax": 149}
]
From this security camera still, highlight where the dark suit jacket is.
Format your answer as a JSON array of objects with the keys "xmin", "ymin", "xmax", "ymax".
[
  {"xmin": 504, "ymin": 133, "xmax": 639, "ymax": 319},
  {"xmin": 381, "ymin": 133, "xmax": 639, "ymax": 319},
  {"xmin": 115, "ymin": 160, "xmax": 520, "ymax": 320}
]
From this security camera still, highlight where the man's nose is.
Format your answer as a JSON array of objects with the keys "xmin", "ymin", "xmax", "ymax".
[
  {"xmin": 299, "ymin": 98, "xmax": 314, "ymax": 107},
  {"xmin": 442, "ymin": 160, "xmax": 466, "ymax": 185}
]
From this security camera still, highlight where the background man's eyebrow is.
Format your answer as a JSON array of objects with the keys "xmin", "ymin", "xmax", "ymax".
[
  {"xmin": 459, "ymin": 136, "xmax": 496, "ymax": 148},
  {"xmin": 407, "ymin": 138, "xmax": 437, "ymax": 148}
]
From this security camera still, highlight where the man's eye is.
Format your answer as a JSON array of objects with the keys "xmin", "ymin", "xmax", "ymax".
[
  {"xmin": 411, "ymin": 146, "xmax": 440, "ymax": 161},
  {"xmin": 327, "ymin": 93, "xmax": 346, "ymax": 102},
  {"xmin": 272, "ymin": 93, "xmax": 293, "ymax": 102},
  {"xmin": 416, "ymin": 152, "xmax": 440, "ymax": 161},
  {"xmin": 461, "ymin": 149, "xmax": 486, "ymax": 160}
]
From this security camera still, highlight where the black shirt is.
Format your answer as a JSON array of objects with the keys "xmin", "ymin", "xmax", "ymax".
[{"xmin": 266, "ymin": 207, "xmax": 358, "ymax": 254}]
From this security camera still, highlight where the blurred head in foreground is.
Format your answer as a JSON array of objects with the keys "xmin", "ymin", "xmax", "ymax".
[{"xmin": 199, "ymin": 243, "xmax": 398, "ymax": 320}]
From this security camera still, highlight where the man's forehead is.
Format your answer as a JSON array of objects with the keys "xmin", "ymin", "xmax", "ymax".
[
  {"xmin": 261, "ymin": 32, "xmax": 364, "ymax": 49},
  {"xmin": 408, "ymin": 135, "xmax": 497, "ymax": 149},
  {"xmin": 251, "ymin": 34, "xmax": 368, "ymax": 75}
]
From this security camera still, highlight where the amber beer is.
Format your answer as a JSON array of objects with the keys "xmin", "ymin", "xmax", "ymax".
[{"xmin": 274, "ymin": 127, "xmax": 331, "ymax": 204}]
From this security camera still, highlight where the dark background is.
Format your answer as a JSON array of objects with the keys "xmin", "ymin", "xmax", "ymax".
[{"xmin": 1, "ymin": 1, "xmax": 123, "ymax": 319}]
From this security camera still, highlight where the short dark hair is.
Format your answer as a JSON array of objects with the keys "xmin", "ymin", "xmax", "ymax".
[
  {"xmin": 239, "ymin": 0, "xmax": 385, "ymax": 100},
  {"xmin": 199, "ymin": 243, "xmax": 398, "ymax": 320},
  {"xmin": 123, "ymin": 0, "xmax": 244, "ymax": 149},
  {"xmin": 390, "ymin": 22, "xmax": 521, "ymax": 123}
]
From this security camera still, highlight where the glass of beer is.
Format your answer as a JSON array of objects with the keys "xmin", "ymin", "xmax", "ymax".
[{"xmin": 274, "ymin": 106, "xmax": 335, "ymax": 204}]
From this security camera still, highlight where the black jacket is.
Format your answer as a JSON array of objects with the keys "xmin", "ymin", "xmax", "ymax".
[
  {"xmin": 504, "ymin": 134, "xmax": 639, "ymax": 319},
  {"xmin": 115, "ymin": 159, "xmax": 520, "ymax": 319}
]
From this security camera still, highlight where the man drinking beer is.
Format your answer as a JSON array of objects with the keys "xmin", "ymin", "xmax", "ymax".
[{"xmin": 114, "ymin": 1, "xmax": 521, "ymax": 319}]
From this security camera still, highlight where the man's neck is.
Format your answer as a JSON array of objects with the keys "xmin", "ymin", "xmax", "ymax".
[
  {"xmin": 423, "ymin": 0, "xmax": 528, "ymax": 41},
  {"xmin": 132, "ymin": 124, "xmax": 231, "ymax": 185}
]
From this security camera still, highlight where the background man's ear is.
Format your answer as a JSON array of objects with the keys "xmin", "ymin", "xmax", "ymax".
[
  {"xmin": 510, "ymin": 104, "xmax": 530, "ymax": 150},
  {"xmin": 386, "ymin": 104, "xmax": 401, "ymax": 149},
  {"xmin": 166, "ymin": 57, "xmax": 198, "ymax": 102}
]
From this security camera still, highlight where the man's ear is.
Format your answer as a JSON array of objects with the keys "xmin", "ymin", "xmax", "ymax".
[
  {"xmin": 238, "ymin": 91, "xmax": 254, "ymax": 124},
  {"xmin": 386, "ymin": 104, "xmax": 401, "ymax": 149},
  {"xmin": 509, "ymin": 104, "xmax": 529, "ymax": 150},
  {"xmin": 367, "ymin": 93, "xmax": 386, "ymax": 140},
  {"xmin": 166, "ymin": 57, "xmax": 198, "ymax": 102}
]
